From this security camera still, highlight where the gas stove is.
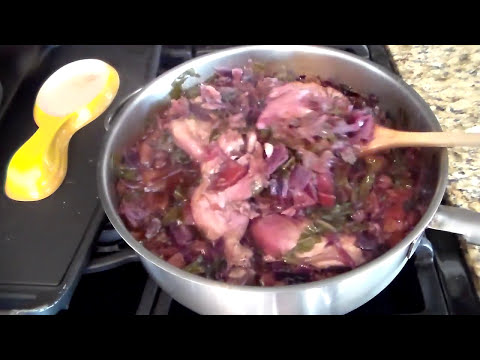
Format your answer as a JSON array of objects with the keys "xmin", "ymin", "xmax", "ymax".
[{"xmin": 1, "ymin": 45, "xmax": 479, "ymax": 315}]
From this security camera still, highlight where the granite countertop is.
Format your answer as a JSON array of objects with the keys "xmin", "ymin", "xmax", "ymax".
[{"xmin": 387, "ymin": 45, "xmax": 480, "ymax": 295}]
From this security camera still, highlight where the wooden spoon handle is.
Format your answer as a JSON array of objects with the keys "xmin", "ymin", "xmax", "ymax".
[{"xmin": 364, "ymin": 126, "xmax": 480, "ymax": 154}]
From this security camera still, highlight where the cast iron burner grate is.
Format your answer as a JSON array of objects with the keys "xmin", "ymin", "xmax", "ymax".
[{"xmin": 58, "ymin": 45, "xmax": 480, "ymax": 315}]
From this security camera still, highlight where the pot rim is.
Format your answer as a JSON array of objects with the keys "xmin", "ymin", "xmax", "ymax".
[{"xmin": 97, "ymin": 45, "xmax": 448, "ymax": 293}]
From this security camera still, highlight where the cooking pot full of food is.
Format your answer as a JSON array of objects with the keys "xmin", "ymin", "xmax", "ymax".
[{"xmin": 97, "ymin": 45, "xmax": 480, "ymax": 314}]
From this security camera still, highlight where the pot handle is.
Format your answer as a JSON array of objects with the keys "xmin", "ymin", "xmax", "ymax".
[
  {"xmin": 84, "ymin": 249, "xmax": 140, "ymax": 274},
  {"xmin": 103, "ymin": 87, "xmax": 143, "ymax": 131},
  {"xmin": 428, "ymin": 205, "xmax": 480, "ymax": 246}
]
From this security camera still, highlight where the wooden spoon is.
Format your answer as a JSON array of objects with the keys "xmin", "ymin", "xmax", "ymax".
[{"xmin": 360, "ymin": 125, "xmax": 480, "ymax": 155}]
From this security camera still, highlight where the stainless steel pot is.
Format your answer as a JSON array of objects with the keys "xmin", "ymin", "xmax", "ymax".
[{"xmin": 97, "ymin": 45, "xmax": 480, "ymax": 315}]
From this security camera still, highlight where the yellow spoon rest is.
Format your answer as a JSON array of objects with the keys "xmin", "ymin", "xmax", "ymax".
[{"xmin": 4, "ymin": 59, "xmax": 119, "ymax": 201}]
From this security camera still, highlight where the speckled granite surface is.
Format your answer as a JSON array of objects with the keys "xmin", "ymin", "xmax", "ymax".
[{"xmin": 387, "ymin": 45, "xmax": 480, "ymax": 295}]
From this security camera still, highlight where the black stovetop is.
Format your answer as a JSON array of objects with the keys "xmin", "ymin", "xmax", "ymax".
[{"xmin": 1, "ymin": 45, "xmax": 480, "ymax": 315}]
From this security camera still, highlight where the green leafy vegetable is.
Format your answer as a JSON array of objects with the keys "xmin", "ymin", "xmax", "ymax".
[
  {"xmin": 277, "ymin": 156, "xmax": 296, "ymax": 178},
  {"xmin": 294, "ymin": 236, "xmax": 318, "ymax": 253},
  {"xmin": 209, "ymin": 128, "xmax": 221, "ymax": 142},
  {"xmin": 252, "ymin": 61, "xmax": 266, "ymax": 73},
  {"xmin": 358, "ymin": 173, "xmax": 375, "ymax": 201},
  {"xmin": 356, "ymin": 155, "xmax": 387, "ymax": 201},
  {"xmin": 162, "ymin": 206, "xmax": 183, "ymax": 226},
  {"xmin": 347, "ymin": 222, "xmax": 369, "ymax": 232},
  {"xmin": 285, "ymin": 217, "xmax": 336, "ymax": 258},
  {"xmin": 284, "ymin": 252, "xmax": 301, "ymax": 265},
  {"xmin": 184, "ymin": 256, "xmax": 206, "ymax": 275},
  {"xmin": 306, "ymin": 203, "xmax": 354, "ymax": 232},
  {"xmin": 276, "ymin": 66, "xmax": 296, "ymax": 82},
  {"xmin": 173, "ymin": 184, "xmax": 188, "ymax": 202},
  {"xmin": 310, "ymin": 219, "xmax": 337, "ymax": 233},
  {"xmin": 184, "ymin": 85, "xmax": 201, "ymax": 99},
  {"xmin": 206, "ymin": 257, "xmax": 226, "ymax": 278},
  {"xmin": 112, "ymin": 152, "xmax": 122, "ymax": 168},
  {"xmin": 170, "ymin": 68, "xmax": 200, "ymax": 100},
  {"xmin": 117, "ymin": 165, "xmax": 138, "ymax": 181}
]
